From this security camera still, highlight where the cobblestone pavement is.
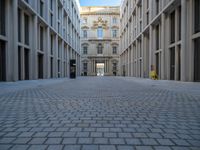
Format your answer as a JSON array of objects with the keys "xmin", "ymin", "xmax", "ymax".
[{"xmin": 0, "ymin": 77, "xmax": 200, "ymax": 150}]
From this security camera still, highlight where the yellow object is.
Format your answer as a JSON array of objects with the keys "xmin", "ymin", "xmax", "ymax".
[{"xmin": 150, "ymin": 71, "xmax": 158, "ymax": 80}]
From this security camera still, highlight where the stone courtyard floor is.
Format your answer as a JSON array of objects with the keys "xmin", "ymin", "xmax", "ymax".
[{"xmin": 0, "ymin": 77, "xmax": 200, "ymax": 150}]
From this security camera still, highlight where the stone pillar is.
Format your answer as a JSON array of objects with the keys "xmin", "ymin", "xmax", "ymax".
[
  {"xmin": 141, "ymin": 34, "xmax": 144, "ymax": 78},
  {"xmin": 12, "ymin": 0, "xmax": 18, "ymax": 81},
  {"xmin": 128, "ymin": 48, "xmax": 130, "ymax": 76},
  {"xmin": 161, "ymin": 13, "xmax": 165, "ymax": 80},
  {"xmin": 181, "ymin": 0, "xmax": 187, "ymax": 81},
  {"xmin": 93, "ymin": 60, "xmax": 96, "ymax": 74},
  {"xmin": 46, "ymin": 27, "xmax": 50, "ymax": 78},
  {"xmin": 175, "ymin": 9, "xmax": 179, "ymax": 81},
  {"xmin": 149, "ymin": 25, "xmax": 153, "ymax": 78},
  {"xmin": 130, "ymin": 45, "xmax": 133, "ymax": 76}
]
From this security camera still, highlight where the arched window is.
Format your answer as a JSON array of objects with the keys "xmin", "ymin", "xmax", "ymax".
[
  {"xmin": 97, "ymin": 27, "xmax": 103, "ymax": 38},
  {"xmin": 97, "ymin": 43, "xmax": 103, "ymax": 54}
]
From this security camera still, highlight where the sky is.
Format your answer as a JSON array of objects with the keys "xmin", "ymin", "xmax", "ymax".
[{"xmin": 80, "ymin": 0, "xmax": 121, "ymax": 6}]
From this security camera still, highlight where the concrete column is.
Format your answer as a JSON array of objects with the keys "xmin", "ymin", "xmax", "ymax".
[
  {"xmin": 109, "ymin": 59, "xmax": 112, "ymax": 75},
  {"xmin": 32, "ymin": 15, "xmax": 38, "ymax": 80},
  {"xmin": 149, "ymin": 25, "xmax": 153, "ymax": 78},
  {"xmin": 46, "ymin": 27, "xmax": 50, "ymax": 78},
  {"xmin": 55, "ymin": 35, "xmax": 58, "ymax": 77},
  {"xmin": 141, "ymin": 34, "xmax": 144, "ymax": 78},
  {"xmin": 67, "ymin": 45, "xmax": 69, "ymax": 77},
  {"xmin": 93, "ymin": 60, "xmax": 95, "ymax": 74},
  {"xmin": 127, "ymin": 48, "xmax": 130, "ymax": 76},
  {"xmin": 135, "ymin": 41, "xmax": 138, "ymax": 77},
  {"xmin": 12, "ymin": 0, "xmax": 18, "ymax": 81},
  {"xmin": 161, "ymin": 13, "xmax": 165, "ymax": 80},
  {"xmin": 131, "ymin": 45, "xmax": 134, "ymax": 76},
  {"xmin": 181, "ymin": 0, "xmax": 187, "ymax": 81},
  {"xmin": 175, "ymin": 9, "xmax": 179, "ymax": 81}
]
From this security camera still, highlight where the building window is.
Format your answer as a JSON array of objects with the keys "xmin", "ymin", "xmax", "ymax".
[
  {"xmin": 170, "ymin": 11, "xmax": 175, "ymax": 44},
  {"xmin": 50, "ymin": 14, "xmax": 53, "ymax": 26},
  {"xmin": 178, "ymin": 6, "xmax": 181, "ymax": 40},
  {"xmin": 97, "ymin": 43, "xmax": 103, "ymax": 54},
  {"xmin": 58, "ymin": 22, "xmax": 60, "ymax": 34},
  {"xmin": 83, "ymin": 46, "xmax": 87, "ymax": 54},
  {"xmin": 113, "ymin": 46, "xmax": 117, "ymax": 54},
  {"xmin": 58, "ymin": 41, "xmax": 61, "ymax": 58},
  {"xmin": 140, "ymin": 21, "xmax": 142, "ymax": 32},
  {"xmin": 24, "ymin": 14, "xmax": 29, "ymax": 45},
  {"xmin": 113, "ymin": 17, "xmax": 117, "ymax": 24},
  {"xmin": 40, "ymin": 0, "xmax": 44, "ymax": 17},
  {"xmin": 113, "ymin": 63, "xmax": 117, "ymax": 71},
  {"xmin": 147, "ymin": 0, "xmax": 149, "ymax": 9},
  {"xmin": 40, "ymin": 26, "xmax": 44, "ymax": 51},
  {"xmin": 156, "ymin": 0, "xmax": 159, "ymax": 15},
  {"xmin": 50, "ymin": 0, "xmax": 53, "ymax": 11},
  {"xmin": 156, "ymin": 25, "xmax": 159, "ymax": 50},
  {"xmin": 18, "ymin": 9, "xmax": 21, "ymax": 42},
  {"xmin": 97, "ymin": 27, "xmax": 103, "ymax": 38},
  {"xmin": 83, "ymin": 63, "xmax": 87, "ymax": 71},
  {"xmin": 83, "ymin": 30, "xmax": 87, "ymax": 38},
  {"xmin": 112, "ymin": 29, "xmax": 117, "ymax": 38},
  {"xmin": 194, "ymin": 0, "xmax": 200, "ymax": 33},
  {"xmin": 139, "ymin": 6, "xmax": 142, "ymax": 18},
  {"xmin": 0, "ymin": 0, "xmax": 5, "ymax": 36},
  {"xmin": 50, "ymin": 34, "xmax": 53, "ymax": 55},
  {"xmin": 146, "ymin": 12, "xmax": 149, "ymax": 25}
]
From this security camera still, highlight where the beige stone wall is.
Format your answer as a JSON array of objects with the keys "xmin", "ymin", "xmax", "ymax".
[{"xmin": 80, "ymin": 6, "xmax": 120, "ymax": 76}]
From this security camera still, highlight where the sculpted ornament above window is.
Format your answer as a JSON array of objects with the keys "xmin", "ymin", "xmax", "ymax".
[{"xmin": 92, "ymin": 17, "xmax": 109, "ymax": 30}]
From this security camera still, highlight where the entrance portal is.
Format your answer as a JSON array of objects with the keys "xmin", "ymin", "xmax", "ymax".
[{"xmin": 96, "ymin": 63, "xmax": 104, "ymax": 76}]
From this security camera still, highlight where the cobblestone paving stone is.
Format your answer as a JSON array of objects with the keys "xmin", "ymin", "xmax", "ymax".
[{"xmin": 0, "ymin": 77, "xmax": 200, "ymax": 150}]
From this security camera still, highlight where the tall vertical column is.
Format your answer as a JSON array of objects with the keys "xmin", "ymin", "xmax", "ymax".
[
  {"xmin": 128, "ymin": 48, "xmax": 130, "ymax": 76},
  {"xmin": 93, "ymin": 60, "xmax": 95, "ymax": 75},
  {"xmin": 175, "ymin": 9, "xmax": 179, "ymax": 81},
  {"xmin": 12, "ymin": 0, "xmax": 18, "ymax": 81},
  {"xmin": 55, "ymin": 35, "xmax": 58, "ymax": 77},
  {"xmin": 141, "ymin": 34, "xmax": 144, "ymax": 78},
  {"xmin": 181, "ymin": 0, "xmax": 187, "ymax": 81},
  {"xmin": 131, "ymin": 45, "xmax": 133, "ymax": 76},
  {"xmin": 46, "ymin": 27, "xmax": 50, "ymax": 78},
  {"xmin": 149, "ymin": 25, "xmax": 153, "ymax": 78},
  {"xmin": 161, "ymin": 14, "xmax": 165, "ymax": 80}
]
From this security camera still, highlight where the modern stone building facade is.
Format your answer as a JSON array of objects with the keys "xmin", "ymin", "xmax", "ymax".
[
  {"xmin": 120, "ymin": 0, "xmax": 200, "ymax": 82},
  {"xmin": 0, "ymin": 0, "xmax": 81, "ymax": 82},
  {"xmin": 80, "ymin": 6, "xmax": 120, "ymax": 76}
]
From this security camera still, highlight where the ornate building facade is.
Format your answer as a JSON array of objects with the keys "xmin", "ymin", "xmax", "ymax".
[
  {"xmin": 0, "ymin": 0, "xmax": 81, "ymax": 81},
  {"xmin": 80, "ymin": 6, "xmax": 120, "ymax": 76},
  {"xmin": 120, "ymin": 0, "xmax": 200, "ymax": 82}
]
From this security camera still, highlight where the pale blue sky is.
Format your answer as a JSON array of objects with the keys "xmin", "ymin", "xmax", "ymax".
[{"xmin": 80, "ymin": 0, "xmax": 121, "ymax": 6}]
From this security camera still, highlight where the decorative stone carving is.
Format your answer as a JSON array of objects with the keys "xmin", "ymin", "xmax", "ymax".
[{"xmin": 91, "ymin": 17, "xmax": 109, "ymax": 30}]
